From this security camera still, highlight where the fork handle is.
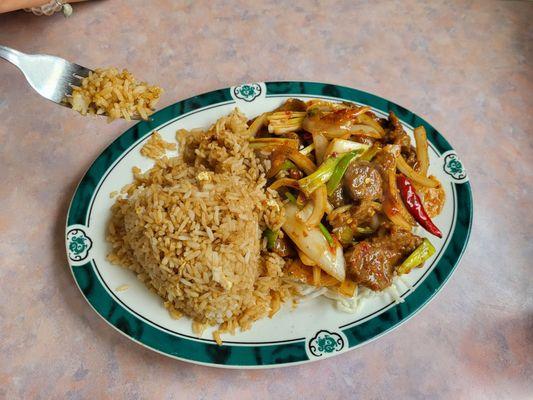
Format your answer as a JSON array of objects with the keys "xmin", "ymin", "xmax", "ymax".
[{"xmin": 0, "ymin": 45, "xmax": 27, "ymax": 68}]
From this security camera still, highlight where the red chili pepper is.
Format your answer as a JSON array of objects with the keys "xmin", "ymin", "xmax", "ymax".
[{"xmin": 396, "ymin": 175, "xmax": 442, "ymax": 238}]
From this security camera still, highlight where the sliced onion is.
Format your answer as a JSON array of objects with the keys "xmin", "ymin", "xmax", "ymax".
[
  {"xmin": 355, "ymin": 113, "xmax": 385, "ymax": 136},
  {"xmin": 267, "ymin": 145, "xmax": 313, "ymax": 178},
  {"xmin": 249, "ymin": 137, "xmax": 299, "ymax": 151},
  {"xmin": 267, "ymin": 148, "xmax": 287, "ymax": 178},
  {"xmin": 313, "ymin": 265, "xmax": 321, "ymax": 286},
  {"xmin": 286, "ymin": 259, "xmax": 339, "ymax": 287},
  {"xmin": 338, "ymin": 279, "xmax": 357, "ymax": 297},
  {"xmin": 269, "ymin": 178, "xmax": 300, "ymax": 191},
  {"xmin": 324, "ymin": 138, "xmax": 369, "ymax": 159},
  {"xmin": 313, "ymin": 133, "xmax": 329, "ymax": 164},
  {"xmin": 383, "ymin": 168, "xmax": 415, "ymax": 228},
  {"xmin": 299, "ymin": 142, "xmax": 315, "ymax": 155},
  {"xmin": 296, "ymin": 201, "xmax": 314, "ymax": 223},
  {"xmin": 347, "ymin": 124, "xmax": 382, "ymax": 139},
  {"xmin": 305, "ymin": 185, "xmax": 327, "ymax": 226},
  {"xmin": 414, "ymin": 126, "xmax": 429, "ymax": 176},
  {"xmin": 320, "ymin": 272, "xmax": 341, "ymax": 286},
  {"xmin": 383, "ymin": 200, "xmax": 412, "ymax": 230},
  {"xmin": 303, "ymin": 108, "xmax": 384, "ymax": 139},
  {"xmin": 297, "ymin": 248, "xmax": 316, "ymax": 266},
  {"xmin": 327, "ymin": 204, "xmax": 353, "ymax": 223},
  {"xmin": 246, "ymin": 113, "xmax": 268, "ymax": 136},
  {"xmin": 282, "ymin": 203, "xmax": 346, "ymax": 281},
  {"xmin": 287, "ymin": 149, "xmax": 316, "ymax": 175},
  {"xmin": 397, "ymin": 154, "xmax": 438, "ymax": 188},
  {"xmin": 325, "ymin": 200, "xmax": 334, "ymax": 215}
]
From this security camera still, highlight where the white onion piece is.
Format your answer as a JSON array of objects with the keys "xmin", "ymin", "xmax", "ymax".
[
  {"xmin": 324, "ymin": 139, "xmax": 368, "ymax": 159},
  {"xmin": 282, "ymin": 203, "xmax": 346, "ymax": 281}
]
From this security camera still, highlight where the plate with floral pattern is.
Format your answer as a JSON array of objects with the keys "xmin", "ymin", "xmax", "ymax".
[{"xmin": 65, "ymin": 82, "xmax": 472, "ymax": 368}]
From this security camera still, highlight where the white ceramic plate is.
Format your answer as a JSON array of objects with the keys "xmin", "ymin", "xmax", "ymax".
[{"xmin": 66, "ymin": 82, "xmax": 472, "ymax": 368}]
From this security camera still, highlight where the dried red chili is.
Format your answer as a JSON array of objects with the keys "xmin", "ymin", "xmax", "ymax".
[{"xmin": 397, "ymin": 175, "xmax": 442, "ymax": 238}]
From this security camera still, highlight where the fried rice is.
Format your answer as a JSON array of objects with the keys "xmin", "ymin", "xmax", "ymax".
[{"xmin": 106, "ymin": 110, "xmax": 297, "ymax": 343}]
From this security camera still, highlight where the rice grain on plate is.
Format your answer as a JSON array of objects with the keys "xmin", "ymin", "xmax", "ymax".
[
  {"xmin": 140, "ymin": 131, "xmax": 176, "ymax": 159},
  {"xmin": 107, "ymin": 110, "xmax": 297, "ymax": 343}
]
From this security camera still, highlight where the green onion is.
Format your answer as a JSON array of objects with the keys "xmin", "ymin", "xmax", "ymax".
[
  {"xmin": 263, "ymin": 229, "xmax": 279, "ymax": 250},
  {"xmin": 285, "ymin": 192, "xmax": 297, "ymax": 204},
  {"xmin": 298, "ymin": 155, "xmax": 341, "ymax": 196},
  {"xmin": 397, "ymin": 238, "xmax": 436, "ymax": 275},
  {"xmin": 359, "ymin": 145, "xmax": 381, "ymax": 162},
  {"xmin": 279, "ymin": 160, "xmax": 296, "ymax": 171},
  {"xmin": 299, "ymin": 143, "xmax": 315, "ymax": 156},
  {"xmin": 356, "ymin": 226, "xmax": 374, "ymax": 235},
  {"xmin": 326, "ymin": 150, "xmax": 363, "ymax": 195},
  {"xmin": 336, "ymin": 226, "xmax": 354, "ymax": 245},
  {"xmin": 318, "ymin": 223, "xmax": 335, "ymax": 247}
]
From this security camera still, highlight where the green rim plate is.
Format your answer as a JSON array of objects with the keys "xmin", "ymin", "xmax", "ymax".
[{"xmin": 65, "ymin": 82, "xmax": 473, "ymax": 368}]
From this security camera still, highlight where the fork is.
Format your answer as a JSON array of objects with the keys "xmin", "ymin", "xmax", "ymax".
[{"xmin": 0, "ymin": 44, "xmax": 92, "ymax": 107}]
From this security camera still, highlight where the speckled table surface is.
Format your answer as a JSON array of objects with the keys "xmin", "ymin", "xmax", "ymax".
[{"xmin": 0, "ymin": 1, "xmax": 531, "ymax": 399}]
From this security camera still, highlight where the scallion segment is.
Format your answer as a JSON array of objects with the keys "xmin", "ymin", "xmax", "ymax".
[
  {"xmin": 298, "ymin": 155, "xmax": 341, "ymax": 196},
  {"xmin": 318, "ymin": 223, "xmax": 335, "ymax": 247},
  {"xmin": 325, "ymin": 150, "xmax": 363, "ymax": 195}
]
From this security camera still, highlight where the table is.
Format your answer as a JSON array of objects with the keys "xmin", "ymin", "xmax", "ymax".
[{"xmin": 1, "ymin": 1, "xmax": 531, "ymax": 399}]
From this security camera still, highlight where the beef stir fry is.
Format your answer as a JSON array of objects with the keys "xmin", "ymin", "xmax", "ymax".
[{"xmin": 249, "ymin": 99, "xmax": 445, "ymax": 298}]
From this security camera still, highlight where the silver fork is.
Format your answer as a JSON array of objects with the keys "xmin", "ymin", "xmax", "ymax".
[{"xmin": 0, "ymin": 44, "xmax": 92, "ymax": 106}]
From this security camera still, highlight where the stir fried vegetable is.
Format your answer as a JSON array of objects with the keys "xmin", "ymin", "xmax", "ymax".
[
  {"xmin": 324, "ymin": 139, "xmax": 368, "ymax": 159},
  {"xmin": 414, "ymin": 126, "xmax": 429, "ymax": 176},
  {"xmin": 263, "ymin": 228, "xmax": 278, "ymax": 250},
  {"xmin": 246, "ymin": 113, "xmax": 268, "ymax": 136},
  {"xmin": 354, "ymin": 113, "xmax": 385, "ymax": 137},
  {"xmin": 398, "ymin": 238, "xmax": 436, "ymax": 275},
  {"xmin": 297, "ymin": 248, "xmax": 316, "ymax": 266},
  {"xmin": 318, "ymin": 222, "xmax": 335, "ymax": 247},
  {"xmin": 299, "ymin": 143, "xmax": 315, "ymax": 155},
  {"xmin": 282, "ymin": 203, "xmax": 346, "ymax": 281},
  {"xmin": 268, "ymin": 111, "xmax": 306, "ymax": 134},
  {"xmin": 417, "ymin": 177, "xmax": 446, "ymax": 218},
  {"xmin": 280, "ymin": 160, "xmax": 296, "ymax": 170},
  {"xmin": 286, "ymin": 259, "xmax": 339, "ymax": 287},
  {"xmin": 326, "ymin": 150, "xmax": 363, "ymax": 195},
  {"xmin": 303, "ymin": 107, "xmax": 380, "ymax": 139},
  {"xmin": 268, "ymin": 155, "xmax": 298, "ymax": 178},
  {"xmin": 246, "ymin": 99, "xmax": 446, "ymax": 303},
  {"xmin": 359, "ymin": 145, "xmax": 381, "ymax": 161},
  {"xmin": 381, "ymin": 147, "xmax": 416, "ymax": 229},
  {"xmin": 286, "ymin": 149, "xmax": 316, "ymax": 175},
  {"xmin": 249, "ymin": 137, "xmax": 299, "ymax": 150},
  {"xmin": 298, "ymin": 155, "xmax": 341, "ymax": 195},
  {"xmin": 338, "ymin": 279, "xmax": 357, "ymax": 297},
  {"xmin": 335, "ymin": 225, "xmax": 354, "ymax": 245},
  {"xmin": 313, "ymin": 265, "xmax": 321, "ymax": 286},
  {"xmin": 396, "ymin": 154, "xmax": 438, "ymax": 188},
  {"xmin": 305, "ymin": 185, "xmax": 328, "ymax": 226},
  {"xmin": 269, "ymin": 178, "xmax": 300, "ymax": 191},
  {"xmin": 313, "ymin": 133, "xmax": 329, "ymax": 164},
  {"xmin": 285, "ymin": 191, "xmax": 297, "ymax": 204}
]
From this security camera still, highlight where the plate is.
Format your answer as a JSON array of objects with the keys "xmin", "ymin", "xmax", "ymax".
[{"xmin": 65, "ymin": 82, "xmax": 473, "ymax": 368}]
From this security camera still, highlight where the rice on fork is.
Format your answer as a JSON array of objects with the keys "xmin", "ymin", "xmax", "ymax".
[{"xmin": 68, "ymin": 67, "xmax": 163, "ymax": 122}]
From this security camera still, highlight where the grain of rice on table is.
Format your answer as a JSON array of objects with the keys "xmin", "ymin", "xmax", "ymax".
[
  {"xmin": 106, "ymin": 110, "xmax": 298, "ymax": 343},
  {"xmin": 67, "ymin": 67, "xmax": 163, "ymax": 122}
]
